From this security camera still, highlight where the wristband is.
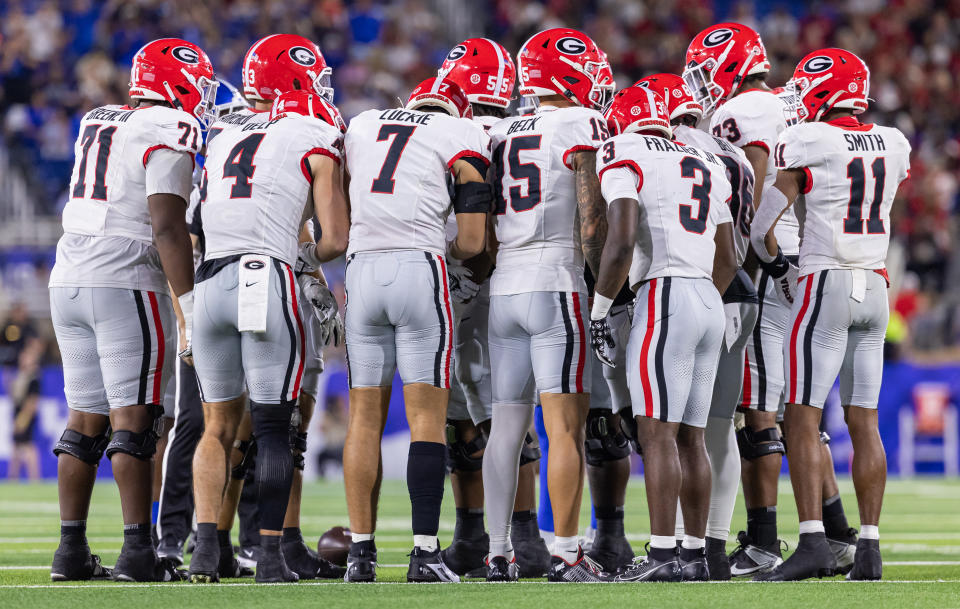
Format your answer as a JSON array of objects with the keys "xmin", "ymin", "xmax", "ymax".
[
  {"xmin": 178, "ymin": 290, "xmax": 194, "ymax": 333},
  {"xmin": 591, "ymin": 293, "xmax": 614, "ymax": 321},
  {"xmin": 759, "ymin": 248, "xmax": 790, "ymax": 279}
]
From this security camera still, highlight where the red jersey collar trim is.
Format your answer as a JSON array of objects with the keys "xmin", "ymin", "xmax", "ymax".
[{"xmin": 825, "ymin": 116, "xmax": 874, "ymax": 131}]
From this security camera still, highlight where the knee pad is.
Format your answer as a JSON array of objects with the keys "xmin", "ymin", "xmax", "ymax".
[
  {"xmin": 584, "ymin": 409, "xmax": 631, "ymax": 466},
  {"xmin": 250, "ymin": 401, "xmax": 296, "ymax": 442},
  {"xmin": 105, "ymin": 405, "xmax": 163, "ymax": 461},
  {"xmin": 736, "ymin": 426, "xmax": 785, "ymax": 461},
  {"xmin": 446, "ymin": 422, "xmax": 486, "ymax": 473},
  {"xmin": 519, "ymin": 431, "xmax": 541, "ymax": 466},
  {"xmin": 291, "ymin": 431, "xmax": 307, "ymax": 471},
  {"xmin": 618, "ymin": 413, "xmax": 642, "ymax": 455},
  {"xmin": 53, "ymin": 429, "xmax": 110, "ymax": 465},
  {"xmin": 231, "ymin": 439, "xmax": 257, "ymax": 480}
]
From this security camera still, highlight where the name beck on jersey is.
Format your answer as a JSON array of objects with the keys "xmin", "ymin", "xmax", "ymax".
[
  {"xmin": 844, "ymin": 132, "xmax": 887, "ymax": 152},
  {"xmin": 378, "ymin": 109, "xmax": 435, "ymax": 125},
  {"xmin": 506, "ymin": 116, "xmax": 541, "ymax": 134}
]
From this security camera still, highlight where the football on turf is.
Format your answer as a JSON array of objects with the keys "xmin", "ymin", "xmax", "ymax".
[{"xmin": 317, "ymin": 526, "xmax": 351, "ymax": 566}]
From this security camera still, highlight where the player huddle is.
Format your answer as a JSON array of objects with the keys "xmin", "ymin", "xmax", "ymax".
[{"xmin": 45, "ymin": 21, "xmax": 910, "ymax": 585}]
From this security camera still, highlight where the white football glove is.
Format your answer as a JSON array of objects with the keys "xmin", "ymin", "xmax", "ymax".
[
  {"xmin": 177, "ymin": 291, "xmax": 194, "ymax": 366},
  {"xmin": 773, "ymin": 263, "xmax": 800, "ymax": 309},
  {"xmin": 447, "ymin": 264, "xmax": 480, "ymax": 304},
  {"xmin": 298, "ymin": 275, "xmax": 344, "ymax": 347},
  {"xmin": 296, "ymin": 242, "xmax": 321, "ymax": 275}
]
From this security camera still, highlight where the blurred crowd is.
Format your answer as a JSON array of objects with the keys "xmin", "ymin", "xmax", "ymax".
[{"xmin": 0, "ymin": 0, "xmax": 958, "ymax": 354}]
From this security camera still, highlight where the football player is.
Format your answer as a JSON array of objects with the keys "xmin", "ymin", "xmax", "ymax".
[
  {"xmin": 484, "ymin": 28, "xmax": 613, "ymax": 582},
  {"xmin": 592, "ymin": 86, "xmax": 737, "ymax": 581},
  {"xmin": 752, "ymin": 49, "xmax": 910, "ymax": 581},
  {"xmin": 636, "ymin": 73, "xmax": 756, "ymax": 579},
  {"xmin": 684, "ymin": 23, "xmax": 857, "ymax": 576},
  {"xmin": 433, "ymin": 37, "xmax": 551, "ymax": 579},
  {"xmin": 48, "ymin": 38, "xmax": 214, "ymax": 582},
  {"xmin": 188, "ymin": 38, "xmax": 348, "ymax": 582},
  {"xmin": 341, "ymin": 77, "xmax": 491, "ymax": 583}
]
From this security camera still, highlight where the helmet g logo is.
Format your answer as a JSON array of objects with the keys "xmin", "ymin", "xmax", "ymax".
[
  {"xmin": 171, "ymin": 46, "xmax": 200, "ymax": 64},
  {"xmin": 803, "ymin": 56, "xmax": 833, "ymax": 73},
  {"xmin": 289, "ymin": 46, "xmax": 317, "ymax": 67},
  {"xmin": 703, "ymin": 28, "xmax": 734, "ymax": 47},
  {"xmin": 556, "ymin": 37, "xmax": 587, "ymax": 55},
  {"xmin": 447, "ymin": 45, "xmax": 467, "ymax": 62}
]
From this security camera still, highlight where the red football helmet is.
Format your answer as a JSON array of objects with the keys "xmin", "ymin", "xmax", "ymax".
[
  {"xmin": 683, "ymin": 23, "xmax": 770, "ymax": 115},
  {"xmin": 129, "ymin": 39, "xmax": 217, "ymax": 127},
  {"xmin": 789, "ymin": 48, "xmax": 870, "ymax": 122},
  {"xmin": 405, "ymin": 77, "xmax": 472, "ymax": 119},
  {"xmin": 517, "ymin": 28, "xmax": 613, "ymax": 111},
  {"xmin": 242, "ymin": 34, "xmax": 333, "ymax": 103},
  {"xmin": 634, "ymin": 73, "xmax": 702, "ymax": 122},
  {"xmin": 605, "ymin": 86, "xmax": 671, "ymax": 138},
  {"xmin": 439, "ymin": 38, "xmax": 515, "ymax": 109},
  {"xmin": 270, "ymin": 90, "xmax": 346, "ymax": 133}
]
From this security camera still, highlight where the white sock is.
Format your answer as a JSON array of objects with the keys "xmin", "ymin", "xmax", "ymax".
[
  {"xmin": 682, "ymin": 535, "xmax": 705, "ymax": 550},
  {"xmin": 553, "ymin": 535, "xmax": 580, "ymax": 562},
  {"xmin": 650, "ymin": 535, "xmax": 676, "ymax": 550},
  {"xmin": 860, "ymin": 525, "xmax": 879, "ymax": 540},
  {"xmin": 489, "ymin": 531, "xmax": 514, "ymax": 560},
  {"xmin": 705, "ymin": 417, "xmax": 741, "ymax": 540},
  {"xmin": 351, "ymin": 532, "xmax": 373, "ymax": 543},
  {"xmin": 798, "ymin": 520, "xmax": 825, "ymax": 535},
  {"xmin": 413, "ymin": 534, "xmax": 438, "ymax": 552}
]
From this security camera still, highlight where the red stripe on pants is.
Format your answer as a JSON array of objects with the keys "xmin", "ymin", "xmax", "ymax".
[
  {"xmin": 788, "ymin": 275, "xmax": 814, "ymax": 404},
  {"xmin": 639, "ymin": 279, "xmax": 658, "ymax": 417},
  {"xmin": 741, "ymin": 350, "xmax": 752, "ymax": 406},
  {"xmin": 147, "ymin": 292, "xmax": 165, "ymax": 405},
  {"xmin": 285, "ymin": 266, "xmax": 306, "ymax": 401},
  {"xmin": 572, "ymin": 294, "xmax": 586, "ymax": 393}
]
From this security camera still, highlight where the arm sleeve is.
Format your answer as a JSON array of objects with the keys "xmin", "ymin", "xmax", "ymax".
[
  {"xmin": 145, "ymin": 148, "xmax": 194, "ymax": 201},
  {"xmin": 561, "ymin": 108, "xmax": 605, "ymax": 170},
  {"xmin": 711, "ymin": 168, "xmax": 734, "ymax": 225},
  {"xmin": 599, "ymin": 166, "xmax": 640, "ymax": 204},
  {"xmin": 712, "ymin": 101, "xmax": 778, "ymax": 153},
  {"xmin": 447, "ymin": 121, "xmax": 492, "ymax": 169},
  {"xmin": 143, "ymin": 109, "xmax": 202, "ymax": 167}
]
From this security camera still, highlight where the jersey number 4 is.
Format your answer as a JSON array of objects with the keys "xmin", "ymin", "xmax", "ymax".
[
  {"xmin": 843, "ymin": 157, "xmax": 886, "ymax": 235},
  {"xmin": 371, "ymin": 124, "xmax": 416, "ymax": 194},
  {"xmin": 223, "ymin": 133, "xmax": 265, "ymax": 199},
  {"xmin": 72, "ymin": 124, "xmax": 116, "ymax": 200}
]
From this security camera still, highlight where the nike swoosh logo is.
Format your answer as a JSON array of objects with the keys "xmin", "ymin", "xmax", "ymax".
[{"xmin": 245, "ymin": 282, "xmax": 257, "ymax": 287}]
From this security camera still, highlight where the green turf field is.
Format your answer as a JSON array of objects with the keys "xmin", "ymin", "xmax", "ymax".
[{"xmin": 1, "ymin": 477, "xmax": 958, "ymax": 608}]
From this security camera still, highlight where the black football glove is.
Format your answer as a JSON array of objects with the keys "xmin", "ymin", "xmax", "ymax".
[{"xmin": 590, "ymin": 317, "xmax": 617, "ymax": 368}]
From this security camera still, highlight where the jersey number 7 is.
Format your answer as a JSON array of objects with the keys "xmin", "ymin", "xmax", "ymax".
[{"xmin": 371, "ymin": 124, "xmax": 416, "ymax": 194}]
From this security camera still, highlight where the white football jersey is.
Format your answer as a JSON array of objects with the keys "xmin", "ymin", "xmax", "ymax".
[
  {"xmin": 488, "ymin": 105, "xmax": 608, "ymax": 295},
  {"xmin": 775, "ymin": 118, "xmax": 911, "ymax": 275},
  {"xmin": 674, "ymin": 124, "xmax": 755, "ymax": 265},
  {"xmin": 445, "ymin": 114, "xmax": 502, "ymax": 260},
  {"xmin": 49, "ymin": 104, "xmax": 200, "ymax": 294},
  {"xmin": 710, "ymin": 89, "xmax": 801, "ymax": 255},
  {"xmin": 346, "ymin": 108, "xmax": 491, "ymax": 257},
  {"xmin": 597, "ymin": 134, "xmax": 732, "ymax": 287},
  {"xmin": 202, "ymin": 110, "xmax": 342, "ymax": 267}
]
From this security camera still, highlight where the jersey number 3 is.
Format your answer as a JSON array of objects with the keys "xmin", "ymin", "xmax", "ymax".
[{"xmin": 679, "ymin": 156, "xmax": 712, "ymax": 234}]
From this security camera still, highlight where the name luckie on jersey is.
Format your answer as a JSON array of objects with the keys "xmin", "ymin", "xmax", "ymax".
[{"xmin": 378, "ymin": 109, "xmax": 434, "ymax": 124}]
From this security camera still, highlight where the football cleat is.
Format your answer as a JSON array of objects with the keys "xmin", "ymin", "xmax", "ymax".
[
  {"xmin": 282, "ymin": 538, "xmax": 346, "ymax": 579},
  {"xmin": 615, "ymin": 549, "xmax": 681, "ymax": 583},
  {"xmin": 255, "ymin": 545, "xmax": 299, "ymax": 583},
  {"xmin": 50, "ymin": 542, "xmax": 111, "ymax": 581},
  {"xmin": 754, "ymin": 533, "xmax": 836, "ymax": 581},
  {"xmin": 157, "ymin": 557, "xmax": 189, "ymax": 581},
  {"xmin": 344, "ymin": 541, "xmax": 377, "ymax": 583},
  {"xmin": 236, "ymin": 544, "xmax": 260, "ymax": 569},
  {"xmin": 112, "ymin": 544, "xmax": 166, "ymax": 582},
  {"xmin": 586, "ymin": 532, "xmax": 635, "ymax": 574},
  {"xmin": 440, "ymin": 533, "xmax": 489, "ymax": 577},
  {"xmin": 187, "ymin": 539, "xmax": 220, "ymax": 583},
  {"xmin": 156, "ymin": 537, "xmax": 184, "ymax": 566},
  {"xmin": 218, "ymin": 549, "xmax": 254, "ymax": 578},
  {"xmin": 407, "ymin": 546, "xmax": 460, "ymax": 583},
  {"xmin": 547, "ymin": 548, "xmax": 609, "ymax": 583},
  {"xmin": 705, "ymin": 542, "xmax": 731, "ymax": 581},
  {"xmin": 728, "ymin": 531, "xmax": 783, "ymax": 577},
  {"xmin": 847, "ymin": 538, "xmax": 881, "ymax": 581},
  {"xmin": 511, "ymin": 518, "xmax": 552, "ymax": 578},
  {"xmin": 485, "ymin": 555, "xmax": 519, "ymax": 582},
  {"xmin": 827, "ymin": 528, "xmax": 858, "ymax": 575},
  {"xmin": 679, "ymin": 549, "xmax": 710, "ymax": 581}
]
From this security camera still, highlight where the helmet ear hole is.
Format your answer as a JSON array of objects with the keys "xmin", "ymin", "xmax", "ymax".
[
  {"xmin": 293, "ymin": 79, "xmax": 302, "ymax": 90},
  {"xmin": 175, "ymin": 85, "xmax": 189, "ymax": 95},
  {"xmin": 562, "ymin": 75, "xmax": 579, "ymax": 85},
  {"xmin": 814, "ymin": 90, "xmax": 830, "ymax": 99},
  {"xmin": 724, "ymin": 62, "xmax": 738, "ymax": 73}
]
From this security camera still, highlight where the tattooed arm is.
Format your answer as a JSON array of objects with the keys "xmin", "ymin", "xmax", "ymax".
[{"xmin": 572, "ymin": 150, "xmax": 607, "ymax": 276}]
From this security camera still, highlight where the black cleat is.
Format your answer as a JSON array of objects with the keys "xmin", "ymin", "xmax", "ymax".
[
  {"xmin": 50, "ymin": 541, "xmax": 111, "ymax": 581},
  {"xmin": 185, "ymin": 530, "xmax": 197, "ymax": 555},
  {"xmin": 754, "ymin": 532, "xmax": 836, "ymax": 581},
  {"xmin": 827, "ymin": 527, "xmax": 858, "ymax": 575},
  {"xmin": 407, "ymin": 546, "xmax": 460, "ymax": 583},
  {"xmin": 344, "ymin": 541, "xmax": 377, "ymax": 582},
  {"xmin": 113, "ymin": 544, "xmax": 164, "ymax": 582},
  {"xmin": 679, "ymin": 548, "xmax": 710, "ymax": 581},
  {"xmin": 511, "ymin": 524, "xmax": 552, "ymax": 578},
  {"xmin": 547, "ymin": 548, "xmax": 609, "ymax": 582},
  {"xmin": 485, "ymin": 555, "xmax": 519, "ymax": 582},
  {"xmin": 218, "ymin": 548, "xmax": 254, "ymax": 578},
  {"xmin": 255, "ymin": 544, "xmax": 299, "ymax": 583},
  {"xmin": 586, "ymin": 533, "xmax": 635, "ymax": 574},
  {"xmin": 440, "ymin": 533, "xmax": 489, "ymax": 577},
  {"xmin": 188, "ymin": 539, "xmax": 220, "ymax": 583},
  {"xmin": 156, "ymin": 537, "xmax": 184, "ymax": 567},
  {"xmin": 705, "ymin": 541, "xmax": 731, "ymax": 581},
  {"xmin": 236, "ymin": 545, "xmax": 260, "ymax": 569},
  {"xmin": 615, "ymin": 549, "xmax": 681, "ymax": 583},
  {"xmin": 282, "ymin": 538, "xmax": 345, "ymax": 580},
  {"xmin": 157, "ymin": 557, "xmax": 189, "ymax": 581},
  {"xmin": 847, "ymin": 538, "xmax": 881, "ymax": 581},
  {"xmin": 728, "ymin": 531, "xmax": 783, "ymax": 577}
]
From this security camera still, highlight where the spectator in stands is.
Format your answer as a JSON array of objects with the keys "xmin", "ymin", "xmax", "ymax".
[{"xmin": 7, "ymin": 339, "xmax": 43, "ymax": 482}]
